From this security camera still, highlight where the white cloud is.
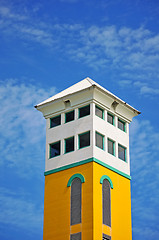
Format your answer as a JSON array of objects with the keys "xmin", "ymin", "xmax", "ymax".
[
  {"xmin": 133, "ymin": 226, "xmax": 159, "ymax": 239},
  {"xmin": 118, "ymin": 80, "xmax": 132, "ymax": 86},
  {"xmin": 0, "ymin": 79, "xmax": 56, "ymax": 177},
  {"xmin": 19, "ymin": 25, "xmax": 54, "ymax": 46},
  {"xmin": 140, "ymin": 85, "xmax": 159, "ymax": 95},
  {"xmin": 130, "ymin": 119, "xmax": 159, "ymax": 238},
  {"xmin": 130, "ymin": 119, "xmax": 159, "ymax": 171},
  {"xmin": 0, "ymin": 187, "xmax": 43, "ymax": 232},
  {"xmin": 0, "ymin": 4, "xmax": 159, "ymax": 95},
  {"xmin": 0, "ymin": 3, "xmax": 55, "ymax": 47},
  {"xmin": 0, "ymin": 6, "xmax": 27, "ymax": 20},
  {"xmin": 132, "ymin": 81, "xmax": 159, "ymax": 96}
]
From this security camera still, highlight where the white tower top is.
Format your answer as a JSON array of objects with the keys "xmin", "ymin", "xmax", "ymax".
[{"xmin": 35, "ymin": 77, "xmax": 140, "ymax": 179}]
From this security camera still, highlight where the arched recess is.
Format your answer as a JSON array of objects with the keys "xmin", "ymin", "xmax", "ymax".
[
  {"xmin": 100, "ymin": 175, "xmax": 113, "ymax": 189},
  {"xmin": 67, "ymin": 173, "xmax": 85, "ymax": 187},
  {"xmin": 67, "ymin": 173, "xmax": 85, "ymax": 226},
  {"xmin": 100, "ymin": 175, "xmax": 113, "ymax": 227}
]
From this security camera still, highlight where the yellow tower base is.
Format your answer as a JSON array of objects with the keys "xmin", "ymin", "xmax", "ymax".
[{"xmin": 43, "ymin": 161, "xmax": 132, "ymax": 240}]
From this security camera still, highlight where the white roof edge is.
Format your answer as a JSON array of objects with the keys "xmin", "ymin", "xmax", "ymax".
[
  {"xmin": 35, "ymin": 77, "xmax": 93, "ymax": 107},
  {"xmin": 35, "ymin": 77, "xmax": 140, "ymax": 114},
  {"xmin": 94, "ymin": 85, "xmax": 141, "ymax": 114}
]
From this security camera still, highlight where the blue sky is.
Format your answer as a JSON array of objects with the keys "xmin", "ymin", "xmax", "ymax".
[{"xmin": 0, "ymin": 0, "xmax": 159, "ymax": 239}]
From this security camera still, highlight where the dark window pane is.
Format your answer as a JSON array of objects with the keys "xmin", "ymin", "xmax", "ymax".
[
  {"xmin": 103, "ymin": 179, "xmax": 111, "ymax": 226},
  {"xmin": 118, "ymin": 144, "xmax": 126, "ymax": 161},
  {"xmin": 50, "ymin": 141, "xmax": 60, "ymax": 158},
  {"xmin": 79, "ymin": 105, "xmax": 90, "ymax": 118},
  {"xmin": 70, "ymin": 232, "xmax": 81, "ymax": 240},
  {"xmin": 96, "ymin": 132, "xmax": 104, "ymax": 149},
  {"xmin": 95, "ymin": 106, "xmax": 103, "ymax": 119},
  {"xmin": 107, "ymin": 113, "xmax": 114, "ymax": 125},
  {"xmin": 65, "ymin": 137, "xmax": 74, "ymax": 153},
  {"xmin": 118, "ymin": 119, "xmax": 125, "ymax": 131},
  {"xmin": 103, "ymin": 233, "xmax": 111, "ymax": 240},
  {"xmin": 65, "ymin": 110, "xmax": 74, "ymax": 123},
  {"xmin": 50, "ymin": 115, "xmax": 61, "ymax": 128},
  {"xmin": 79, "ymin": 131, "xmax": 90, "ymax": 149},
  {"xmin": 108, "ymin": 139, "xmax": 114, "ymax": 155},
  {"xmin": 71, "ymin": 178, "xmax": 81, "ymax": 225}
]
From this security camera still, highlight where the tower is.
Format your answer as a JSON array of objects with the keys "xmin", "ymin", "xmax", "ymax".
[{"xmin": 35, "ymin": 77, "xmax": 140, "ymax": 240}]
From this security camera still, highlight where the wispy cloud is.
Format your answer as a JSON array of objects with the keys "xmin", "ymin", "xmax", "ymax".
[
  {"xmin": 0, "ymin": 187, "xmax": 43, "ymax": 233},
  {"xmin": 60, "ymin": 25, "xmax": 159, "ymax": 94},
  {"xmin": 140, "ymin": 85, "xmax": 159, "ymax": 95},
  {"xmin": 16, "ymin": 25, "xmax": 55, "ymax": 46},
  {"xmin": 130, "ymin": 119, "xmax": 159, "ymax": 173},
  {"xmin": 0, "ymin": 6, "xmax": 27, "ymax": 20},
  {"xmin": 0, "ymin": 3, "xmax": 159, "ymax": 95},
  {"xmin": 0, "ymin": 3, "xmax": 55, "ymax": 47},
  {"xmin": 0, "ymin": 79, "xmax": 56, "ymax": 178},
  {"xmin": 130, "ymin": 119, "xmax": 159, "ymax": 238},
  {"xmin": 0, "ymin": 78, "xmax": 52, "ymax": 238},
  {"xmin": 118, "ymin": 80, "xmax": 159, "ymax": 96}
]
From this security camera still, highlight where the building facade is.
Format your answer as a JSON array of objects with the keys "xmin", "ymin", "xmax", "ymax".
[{"xmin": 35, "ymin": 77, "xmax": 140, "ymax": 240}]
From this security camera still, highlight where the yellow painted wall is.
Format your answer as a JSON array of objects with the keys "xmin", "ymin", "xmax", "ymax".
[
  {"xmin": 43, "ymin": 161, "xmax": 132, "ymax": 240},
  {"xmin": 93, "ymin": 162, "xmax": 132, "ymax": 240},
  {"xmin": 43, "ymin": 162, "xmax": 93, "ymax": 240}
]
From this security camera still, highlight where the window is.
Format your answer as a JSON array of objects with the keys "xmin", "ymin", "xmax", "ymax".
[
  {"xmin": 79, "ymin": 105, "xmax": 90, "ymax": 118},
  {"xmin": 108, "ymin": 138, "xmax": 115, "ymax": 156},
  {"xmin": 118, "ymin": 144, "xmax": 126, "ymax": 161},
  {"xmin": 71, "ymin": 178, "xmax": 82, "ymax": 225},
  {"xmin": 70, "ymin": 232, "xmax": 81, "ymax": 240},
  {"xmin": 118, "ymin": 118, "xmax": 126, "ymax": 132},
  {"xmin": 49, "ymin": 141, "xmax": 60, "ymax": 158},
  {"xmin": 79, "ymin": 131, "xmax": 90, "ymax": 149},
  {"xmin": 103, "ymin": 233, "xmax": 111, "ymax": 240},
  {"xmin": 102, "ymin": 179, "xmax": 111, "ymax": 227},
  {"xmin": 95, "ymin": 105, "xmax": 104, "ymax": 119},
  {"xmin": 107, "ymin": 112, "xmax": 114, "ymax": 125},
  {"xmin": 50, "ymin": 115, "xmax": 61, "ymax": 128},
  {"xmin": 65, "ymin": 136, "xmax": 74, "ymax": 153},
  {"xmin": 96, "ymin": 132, "xmax": 104, "ymax": 150},
  {"xmin": 65, "ymin": 110, "xmax": 74, "ymax": 123}
]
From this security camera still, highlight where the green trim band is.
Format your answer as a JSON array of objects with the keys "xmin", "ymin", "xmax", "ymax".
[
  {"xmin": 94, "ymin": 157, "xmax": 131, "ymax": 179},
  {"xmin": 100, "ymin": 175, "xmax": 113, "ymax": 189},
  {"xmin": 44, "ymin": 158, "xmax": 92, "ymax": 176},
  {"xmin": 44, "ymin": 157, "xmax": 131, "ymax": 180},
  {"xmin": 67, "ymin": 173, "xmax": 85, "ymax": 187}
]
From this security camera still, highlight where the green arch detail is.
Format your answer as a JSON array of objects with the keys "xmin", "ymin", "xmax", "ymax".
[
  {"xmin": 67, "ymin": 173, "xmax": 85, "ymax": 187},
  {"xmin": 100, "ymin": 175, "xmax": 113, "ymax": 189}
]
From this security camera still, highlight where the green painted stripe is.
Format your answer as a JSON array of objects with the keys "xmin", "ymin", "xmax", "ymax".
[
  {"xmin": 67, "ymin": 173, "xmax": 85, "ymax": 187},
  {"xmin": 44, "ymin": 158, "xmax": 93, "ymax": 176},
  {"xmin": 44, "ymin": 157, "xmax": 131, "ymax": 180},
  {"xmin": 93, "ymin": 158, "xmax": 131, "ymax": 179},
  {"xmin": 100, "ymin": 175, "xmax": 113, "ymax": 189}
]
